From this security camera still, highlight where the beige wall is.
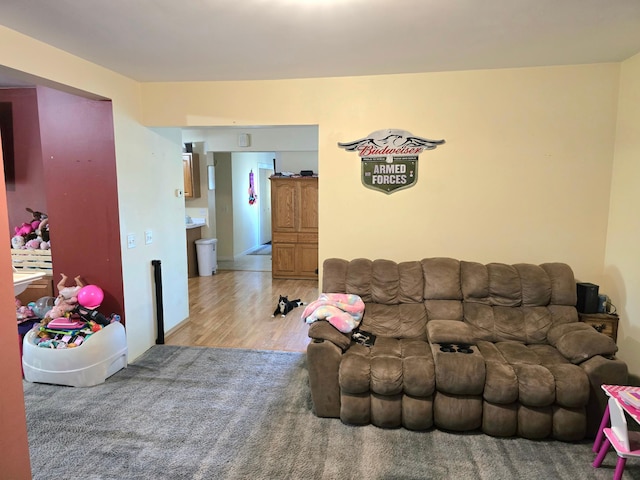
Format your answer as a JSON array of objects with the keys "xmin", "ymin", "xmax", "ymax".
[
  {"xmin": 143, "ymin": 65, "xmax": 640, "ymax": 376},
  {"xmin": 142, "ymin": 64, "xmax": 620, "ymax": 283},
  {"xmin": 0, "ymin": 26, "xmax": 191, "ymax": 362},
  {"xmin": 606, "ymin": 51, "xmax": 640, "ymax": 378}
]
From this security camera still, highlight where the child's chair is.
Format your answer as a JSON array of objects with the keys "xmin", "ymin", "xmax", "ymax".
[{"xmin": 593, "ymin": 396, "xmax": 640, "ymax": 480}]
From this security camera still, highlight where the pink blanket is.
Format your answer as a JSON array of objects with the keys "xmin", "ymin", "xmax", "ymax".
[{"xmin": 301, "ymin": 293, "xmax": 365, "ymax": 333}]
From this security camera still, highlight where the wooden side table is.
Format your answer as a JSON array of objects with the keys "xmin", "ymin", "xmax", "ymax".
[{"xmin": 580, "ymin": 313, "xmax": 619, "ymax": 343}]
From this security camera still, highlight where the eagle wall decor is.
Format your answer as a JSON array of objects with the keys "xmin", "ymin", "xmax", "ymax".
[{"xmin": 338, "ymin": 129, "xmax": 445, "ymax": 194}]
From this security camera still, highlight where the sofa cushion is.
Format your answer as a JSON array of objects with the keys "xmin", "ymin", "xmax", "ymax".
[
  {"xmin": 547, "ymin": 321, "xmax": 618, "ymax": 363},
  {"xmin": 512, "ymin": 363, "xmax": 556, "ymax": 407},
  {"xmin": 553, "ymin": 330, "xmax": 618, "ymax": 364},
  {"xmin": 516, "ymin": 263, "xmax": 552, "ymax": 306},
  {"xmin": 424, "ymin": 299, "xmax": 463, "ymax": 321},
  {"xmin": 540, "ymin": 263, "xmax": 577, "ymax": 306},
  {"xmin": 477, "ymin": 341, "xmax": 519, "ymax": 404},
  {"xmin": 339, "ymin": 338, "xmax": 435, "ymax": 398},
  {"xmin": 360, "ymin": 303, "xmax": 427, "ymax": 339},
  {"xmin": 422, "ymin": 258, "xmax": 462, "ymax": 300},
  {"xmin": 426, "ymin": 319, "xmax": 475, "ymax": 345},
  {"xmin": 546, "ymin": 321, "xmax": 594, "ymax": 345},
  {"xmin": 486, "ymin": 341, "xmax": 590, "ymax": 409}
]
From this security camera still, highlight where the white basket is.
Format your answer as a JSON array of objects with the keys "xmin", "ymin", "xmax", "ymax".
[{"xmin": 22, "ymin": 322, "xmax": 128, "ymax": 387}]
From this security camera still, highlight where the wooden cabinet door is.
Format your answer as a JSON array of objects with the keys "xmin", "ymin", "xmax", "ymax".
[
  {"xmin": 182, "ymin": 153, "xmax": 200, "ymax": 198},
  {"xmin": 272, "ymin": 243, "xmax": 297, "ymax": 277},
  {"xmin": 271, "ymin": 180, "xmax": 297, "ymax": 232},
  {"xmin": 183, "ymin": 154, "xmax": 193, "ymax": 198},
  {"xmin": 297, "ymin": 243, "xmax": 318, "ymax": 277},
  {"xmin": 298, "ymin": 179, "xmax": 318, "ymax": 233}
]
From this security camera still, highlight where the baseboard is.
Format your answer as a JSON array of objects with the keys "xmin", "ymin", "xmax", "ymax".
[{"xmin": 164, "ymin": 316, "xmax": 189, "ymax": 338}]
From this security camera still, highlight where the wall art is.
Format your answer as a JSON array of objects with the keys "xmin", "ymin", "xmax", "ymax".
[{"xmin": 338, "ymin": 129, "xmax": 445, "ymax": 194}]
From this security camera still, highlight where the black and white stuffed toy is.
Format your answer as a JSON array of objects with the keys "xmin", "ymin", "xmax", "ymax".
[{"xmin": 272, "ymin": 295, "xmax": 305, "ymax": 318}]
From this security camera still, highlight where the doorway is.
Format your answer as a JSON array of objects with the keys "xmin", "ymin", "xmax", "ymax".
[{"xmin": 258, "ymin": 165, "xmax": 273, "ymax": 246}]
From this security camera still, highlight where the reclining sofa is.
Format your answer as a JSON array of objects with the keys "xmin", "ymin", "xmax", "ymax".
[{"xmin": 306, "ymin": 258, "xmax": 628, "ymax": 441}]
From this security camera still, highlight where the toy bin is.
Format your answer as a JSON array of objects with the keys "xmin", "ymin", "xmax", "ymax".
[{"xmin": 22, "ymin": 322, "xmax": 128, "ymax": 387}]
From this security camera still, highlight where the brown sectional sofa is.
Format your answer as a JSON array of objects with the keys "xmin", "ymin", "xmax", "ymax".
[{"xmin": 306, "ymin": 258, "xmax": 628, "ymax": 441}]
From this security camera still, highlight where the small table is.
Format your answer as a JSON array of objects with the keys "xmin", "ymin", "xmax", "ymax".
[
  {"xmin": 593, "ymin": 385, "xmax": 640, "ymax": 453},
  {"xmin": 580, "ymin": 313, "xmax": 619, "ymax": 343}
]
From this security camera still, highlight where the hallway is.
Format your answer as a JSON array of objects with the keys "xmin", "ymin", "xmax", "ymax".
[{"xmin": 217, "ymin": 244, "xmax": 272, "ymax": 273}]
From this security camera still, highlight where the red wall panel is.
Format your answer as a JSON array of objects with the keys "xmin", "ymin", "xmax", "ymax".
[{"xmin": 36, "ymin": 86, "xmax": 124, "ymax": 321}]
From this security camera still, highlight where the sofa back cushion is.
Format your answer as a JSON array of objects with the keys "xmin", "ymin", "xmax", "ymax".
[
  {"xmin": 322, "ymin": 258, "xmax": 427, "ymax": 339},
  {"xmin": 421, "ymin": 257, "xmax": 464, "ymax": 321},
  {"xmin": 460, "ymin": 261, "xmax": 578, "ymax": 343},
  {"xmin": 322, "ymin": 257, "xmax": 579, "ymax": 344}
]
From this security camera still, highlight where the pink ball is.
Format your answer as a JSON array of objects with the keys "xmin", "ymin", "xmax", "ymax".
[{"xmin": 77, "ymin": 285, "xmax": 104, "ymax": 309}]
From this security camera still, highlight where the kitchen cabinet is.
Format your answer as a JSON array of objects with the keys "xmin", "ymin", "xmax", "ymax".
[
  {"xmin": 270, "ymin": 176, "xmax": 318, "ymax": 279},
  {"xmin": 183, "ymin": 153, "xmax": 201, "ymax": 198}
]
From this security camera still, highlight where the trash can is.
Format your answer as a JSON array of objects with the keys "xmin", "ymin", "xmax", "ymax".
[{"xmin": 195, "ymin": 238, "xmax": 218, "ymax": 276}]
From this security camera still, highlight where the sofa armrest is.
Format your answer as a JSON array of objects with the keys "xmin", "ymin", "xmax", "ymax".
[
  {"xmin": 308, "ymin": 320, "xmax": 352, "ymax": 351},
  {"xmin": 580, "ymin": 354, "xmax": 629, "ymax": 437},
  {"xmin": 426, "ymin": 319, "xmax": 476, "ymax": 345},
  {"xmin": 548, "ymin": 322, "xmax": 618, "ymax": 364},
  {"xmin": 307, "ymin": 337, "xmax": 343, "ymax": 418}
]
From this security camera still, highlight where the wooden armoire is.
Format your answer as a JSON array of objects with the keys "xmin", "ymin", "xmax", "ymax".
[{"xmin": 270, "ymin": 176, "xmax": 318, "ymax": 279}]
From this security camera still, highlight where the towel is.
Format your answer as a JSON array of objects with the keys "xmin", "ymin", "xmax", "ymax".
[{"xmin": 301, "ymin": 293, "xmax": 365, "ymax": 333}]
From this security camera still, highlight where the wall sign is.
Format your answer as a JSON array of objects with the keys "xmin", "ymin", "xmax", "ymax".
[{"xmin": 338, "ymin": 129, "xmax": 445, "ymax": 194}]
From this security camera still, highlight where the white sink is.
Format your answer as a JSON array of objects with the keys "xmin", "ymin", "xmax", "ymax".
[
  {"xmin": 13, "ymin": 270, "xmax": 46, "ymax": 295},
  {"xmin": 185, "ymin": 217, "xmax": 206, "ymax": 229}
]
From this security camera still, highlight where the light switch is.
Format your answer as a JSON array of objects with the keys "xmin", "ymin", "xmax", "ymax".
[
  {"xmin": 145, "ymin": 230, "xmax": 153, "ymax": 245},
  {"xmin": 127, "ymin": 234, "xmax": 136, "ymax": 249}
]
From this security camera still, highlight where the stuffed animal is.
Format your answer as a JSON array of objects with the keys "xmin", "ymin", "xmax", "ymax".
[
  {"xmin": 25, "ymin": 238, "xmax": 41, "ymax": 250},
  {"xmin": 15, "ymin": 298, "xmax": 36, "ymax": 321},
  {"xmin": 11, "ymin": 235, "xmax": 25, "ymax": 249},
  {"xmin": 36, "ymin": 218, "xmax": 50, "ymax": 243},
  {"xmin": 271, "ymin": 295, "xmax": 305, "ymax": 318},
  {"xmin": 14, "ymin": 222, "xmax": 33, "ymax": 237},
  {"xmin": 26, "ymin": 207, "xmax": 47, "ymax": 223}
]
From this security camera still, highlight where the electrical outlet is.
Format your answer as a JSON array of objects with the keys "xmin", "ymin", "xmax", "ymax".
[
  {"xmin": 145, "ymin": 230, "xmax": 153, "ymax": 245},
  {"xmin": 127, "ymin": 233, "xmax": 136, "ymax": 249}
]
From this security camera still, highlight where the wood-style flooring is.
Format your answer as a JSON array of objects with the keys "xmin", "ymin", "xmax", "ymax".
[{"xmin": 165, "ymin": 264, "xmax": 319, "ymax": 352}]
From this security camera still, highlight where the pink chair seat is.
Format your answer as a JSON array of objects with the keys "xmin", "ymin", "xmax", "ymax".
[{"xmin": 593, "ymin": 396, "xmax": 640, "ymax": 480}]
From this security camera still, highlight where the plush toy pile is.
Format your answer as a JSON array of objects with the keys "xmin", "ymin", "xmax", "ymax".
[
  {"xmin": 10, "ymin": 207, "xmax": 51, "ymax": 250},
  {"xmin": 17, "ymin": 273, "xmax": 121, "ymax": 349}
]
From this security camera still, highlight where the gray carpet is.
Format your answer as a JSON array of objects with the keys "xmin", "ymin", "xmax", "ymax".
[{"xmin": 23, "ymin": 346, "xmax": 638, "ymax": 480}]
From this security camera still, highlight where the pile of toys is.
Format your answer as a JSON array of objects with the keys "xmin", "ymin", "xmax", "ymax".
[
  {"xmin": 11, "ymin": 207, "xmax": 51, "ymax": 250},
  {"xmin": 17, "ymin": 273, "xmax": 120, "ymax": 349}
]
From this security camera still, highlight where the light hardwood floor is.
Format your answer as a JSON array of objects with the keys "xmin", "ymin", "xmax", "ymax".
[{"xmin": 165, "ymin": 264, "xmax": 319, "ymax": 352}]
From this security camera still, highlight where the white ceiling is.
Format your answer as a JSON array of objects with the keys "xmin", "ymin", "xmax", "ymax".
[{"xmin": 1, "ymin": 0, "xmax": 640, "ymax": 85}]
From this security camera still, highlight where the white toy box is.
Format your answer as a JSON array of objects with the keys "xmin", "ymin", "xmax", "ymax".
[{"xmin": 22, "ymin": 322, "xmax": 128, "ymax": 387}]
